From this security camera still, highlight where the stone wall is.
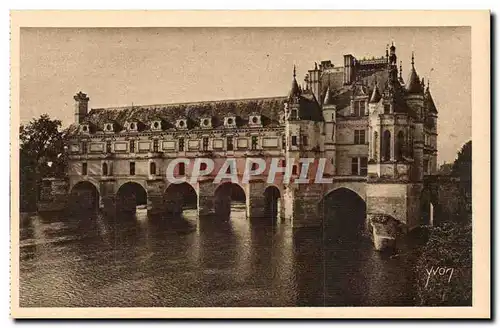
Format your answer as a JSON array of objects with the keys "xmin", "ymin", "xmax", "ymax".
[
  {"xmin": 37, "ymin": 178, "xmax": 69, "ymax": 212},
  {"xmin": 366, "ymin": 182, "xmax": 408, "ymax": 224},
  {"xmin": 422, "ymin": 175, "xmax": 464, "ymax": 225}
]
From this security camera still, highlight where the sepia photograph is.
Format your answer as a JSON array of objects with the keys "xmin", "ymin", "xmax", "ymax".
[{"xmin": 10, "ymin": 11, "xmax": 490, "ymax": 319}]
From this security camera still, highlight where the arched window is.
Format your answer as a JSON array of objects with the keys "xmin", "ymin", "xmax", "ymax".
[
  {"xmin": 150, "ymin": 162, "xmax": 156, "ymax": 175},
  {"xmin": 382, "ymin": 130, "xmax": 391, "ymax": 161},
  {"xmin": 396, "ymin": 131, "xmax": 405, "ymax": 160},
  {"xmin": 102, "ymin": 162, "xmax": 108, "ymax": 176}
]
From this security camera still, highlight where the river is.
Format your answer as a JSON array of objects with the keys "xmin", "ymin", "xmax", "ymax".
[{"xmin": 19, "ymin": 206, "xmax": 419, "ymax": 307}]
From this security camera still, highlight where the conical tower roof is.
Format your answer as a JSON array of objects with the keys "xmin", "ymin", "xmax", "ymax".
[
  {"xmin": 424, "ymin": 82, "xmax": 438, "ymax": 113},
  {"xmin": 406, "ymin": 53, "xmax": 423, "ymax": 94},
  {"xmin": 288, "ymin": 65, "xmax": 301, "ymax": 99},
  {"xmin": 369, "ymin": 81, "xmax": 382, "ymax": 103},
  {"xmin": 323, "ymin": 85, "xmax": 334, "ymax": 105}
]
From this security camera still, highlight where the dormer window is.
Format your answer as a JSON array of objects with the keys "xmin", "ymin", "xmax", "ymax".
[
  {"xmin": 126, "ymin": 121, "xmax": 138, "ymax": 132},
  {"xmin": 248, "ymin": 115, "xmax": 262, "ymax": 127},
  {"xmin": 80, "ymin": 124, "xmax": 90, "ymax": 133},
  {"xmin": 104, "ymin": 123, "xmax": 114, "ymax": 132},
  {"xmin": 175, "ymin": 119, "xmax": 187, "ymax": 130},
  {"xmin": 151, "ymin": 120, "xmax": 162, "ymax": 131},
  {"xmin": 353, "ymin": 100, "xmax": 366, "ymax": 116},
  {"xmin": 224, "ymin": 116, "xmax": 237, "ymax": 128},
  {"xmin": 200, "ymin": 117, "xmax": 212, "ymax": 129}
]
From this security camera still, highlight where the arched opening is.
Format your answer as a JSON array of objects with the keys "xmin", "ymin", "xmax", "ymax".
[
  {"xmin": 320, "ymin": 188, "xmax": 366, "ymax": 241},
  {"xmin": 214, "ymin": 183, "xmax": 246, "ymax": 220},
  {"xmin": 373, "ymin": 131, "xmax": 378, "ymax": 159},
  {"xmin": 116, "ymin": 182, "xmax": 147, "ymax": 214},
  {"xmin": 396, "ymin": 131, "xmax": 405, "ymax": 160},
  {"xmin": 164, "ymin": 182, "xmax": 198, "ymax": 218},
  {"xmin": 382, "ymin": 130, "xmax": 391, "ymax": 161},
  {"xmin": 102, "ymin": 163, "xmax": 108, "ymax": 176},
  {"xmin": 264, "ymin": 186, "xmax": 281, "ymax": 220},
  {"xmin": 70, "ymin": 181, "xmax": 99, "ymax": 213}
]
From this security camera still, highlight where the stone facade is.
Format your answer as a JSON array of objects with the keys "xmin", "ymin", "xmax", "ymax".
[{"xmin": 64, "ymin": 44, "xmax": 440, "ymax": 249}]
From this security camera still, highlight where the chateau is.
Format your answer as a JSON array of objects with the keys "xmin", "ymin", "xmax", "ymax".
[{"xmin": 64, "ymin": 43, "xmax": 439, "ymax": 249}]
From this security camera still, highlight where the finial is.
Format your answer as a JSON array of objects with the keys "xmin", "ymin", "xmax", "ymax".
[
  {"xmin": 315, "ymin": 62, "xmax": 318, "ymax": 70},
  {"xmin": 411, "ymin": 52, "xmax": 415, "ymax": 67},
  {"xmin": 386, "ymin": 44, "xmax": 389, "ymax": 57},
  {"xmin": 293, "ymin": 65, "xmax": 296, "ymax": 79}
]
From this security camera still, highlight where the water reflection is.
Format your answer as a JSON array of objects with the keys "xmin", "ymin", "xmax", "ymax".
[{"xmin": 19, "ymin": 207, "xmax": 417, "ymax": 307}]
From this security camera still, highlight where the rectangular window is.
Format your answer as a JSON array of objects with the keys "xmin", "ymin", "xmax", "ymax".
[
  {"xmin": 82, "ymin": 142, "xmax": 88, "ymax": 154},
  {"xmin": 351, "ymin": 158, "xmax": 358, "ymax": 176},
  {"xmin": 130, "ymin": 162, "xmax": 135, "ymax": 176},
  {"xmin": 353, "ymin": 102, "xmax": 359, "ymax": 116},
  {"xmin": 291, "ymin": 109, "xmax": 298, "ymax": 120},
  {"xmin": 153, "ymin": 139, "xmax": 159, "ymax": 152},
  {"xmin": 384, "ymin": 104, "xmax": 391, "ymax": 114},
  {"xmin": 251, "ymin": 136, "xmax": 258, "ymax": 150},
  {"xmin": 129, "ymin": 140, "xmax": 135, "ymax": 153},
  {"xmin": 178, "ymin": 162, "xmax": 185, "ymax": 176},
  {"xmin": 106, "ymin": 141, "xmax": 112, "ymax": 153},
  {"xmin": 179, "ymin": 138, "xmax": 184, "ymax": 151},
  {"xmin": 354, "ymin": 130, "xmax": 366, "ymax": 144},
  {"xmin": 424, "ymin": 159, "xmax": 429, "ymax": 174},
  {"xmin": 359, "ymin": 101, "xmax": 366, "ymax": 116},
  {"xmin": 227, "ymin": 137, "xmax": 234, "ymax": 151},
  {"xmin": 360, "ymin": 157, "xmax": 368, "ymax": 176},
  {"xmin": 302, "ymin": 136, "xmax": 308, "ymax": 147},
  {"xmin": 203, "ymin": 137, "xmax": 209, "ymax": 151},
  {"xmin": 291, "ymin": 136, "xmax": 297, "ymax": 146},
  {"xmin": 351, "ymin": 157, "xmax": 368, "ymax": 176},
  {"xmin": 82, "ymin": 163, "xmax": 87, "ymax": 175}
]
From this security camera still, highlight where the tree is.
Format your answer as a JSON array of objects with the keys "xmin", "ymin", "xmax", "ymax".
[
  {"xmin": 452, "ymin": 140, "xmax": 472, "ymax": 218},
  {"xmin": 19, "ymin": 114, "xmax": 68, "ymax": 212}
]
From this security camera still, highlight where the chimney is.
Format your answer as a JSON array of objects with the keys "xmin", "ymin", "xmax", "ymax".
[
  {"xmin": 343, "ymin": 54, "xmax": 355, "ymax": 85},
  {"xmin": 74, "ymin": 91, "xmax": 89, "ymax": 124}
]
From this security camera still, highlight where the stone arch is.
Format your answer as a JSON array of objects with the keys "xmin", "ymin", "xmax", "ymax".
[
  {"xmin": 323, "ymin": 183, "xmax": 366, "ymax": 203},
  {"xmin": 263, "ymin": 185, "xmax": 281, "ymax": 219},
  {"xmin": 116, "ymin": 181, "xmax": 148, "ymax": 214},
  {"xmin": 319, "ymin": 187, "xmax": 367, "ymax": 239},
  {"xmin": 214, "ymin": 182, "xmax": 247, "ymax": 220},
  {"xmin": 69, "ymin": 181, "xmax": 100, "ymax": 213},
  {"xmin": 164, "ymin": 182, "xmax": 198, "ymax": 217},
  {"xmin": 421, "ymin": 184, "xmax": 439, "ymax": 226},
  {"xmin": 396, "ymin": 130, "xmax": 405, "ymax": 160},
  {"xmin": 116, "ymin": 179, "xmax": 148, "ymax": 194}
]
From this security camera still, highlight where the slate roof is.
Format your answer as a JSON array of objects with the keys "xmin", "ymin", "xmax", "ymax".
[{"xmin": 68, "ymin": 96, "xmax": 287, "ymax": 136}]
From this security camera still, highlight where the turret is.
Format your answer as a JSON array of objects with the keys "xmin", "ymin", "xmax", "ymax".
[
  {"xmin": 74, "ymin": 91, "xmax": 89, "ymax": 124},
  {"xmin": 406, "ymin": 52, "xmax": 423, "ymax": 95},
  {"xmin": 287, "ymin": 65, "xmax": 301, "ymax": 120}
]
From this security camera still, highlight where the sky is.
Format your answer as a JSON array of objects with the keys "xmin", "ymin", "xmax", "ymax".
[{"xmin": 19, "ymin": 27, "xmax": 471, "ymax": 164}]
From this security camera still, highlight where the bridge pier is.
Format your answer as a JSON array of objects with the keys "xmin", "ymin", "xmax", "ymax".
[
  {"xmin": 198, "ymin": 180, "xmax": 216, "ymax": 216},
  {"xmin": 146, "ymin": 179, "xmax": 166, "ymax": 218},
  {"xmin": 284, "ymin": 184, "xmax": 323, "ymax": 228},
  {"xmin": 246, "ymin": 181, "xmax": 266, "ymax": 218},
  {"xmin": 100, "ymin": 179, "xmax": 116, "ymax": 217}
]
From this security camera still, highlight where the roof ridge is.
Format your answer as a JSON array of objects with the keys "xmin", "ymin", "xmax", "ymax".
[{"xmin": 91, "ymin": 95, "xmax": 287, "ymax": 111}]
